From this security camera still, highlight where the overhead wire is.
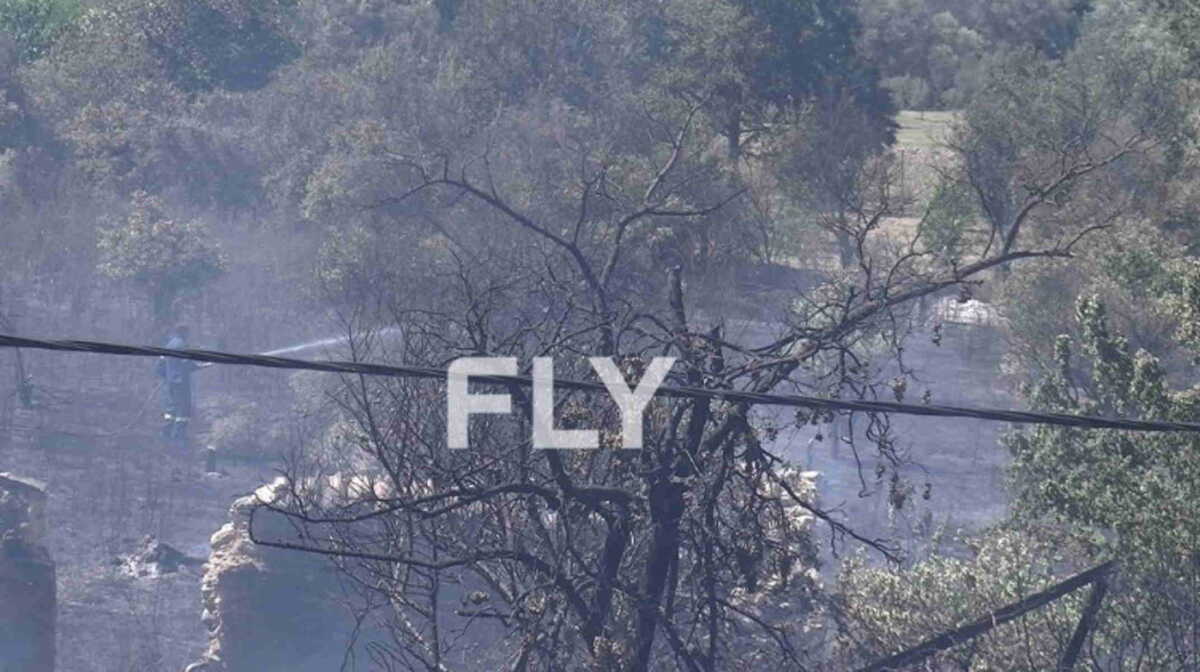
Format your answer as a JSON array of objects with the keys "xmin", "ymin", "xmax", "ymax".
[{"xmin": 2, "ymin": 333, "xmax": 1200, "ymax": 433}]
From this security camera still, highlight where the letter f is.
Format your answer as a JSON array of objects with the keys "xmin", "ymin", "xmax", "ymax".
[{"xmin": 447, "ymin": 358, "xmax": 516, "ymax": 449}]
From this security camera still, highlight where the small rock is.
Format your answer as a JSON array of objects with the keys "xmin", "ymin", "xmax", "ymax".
[{"xmin": 121, "ymin": 536, "xmax": 205, "ymax": 577}]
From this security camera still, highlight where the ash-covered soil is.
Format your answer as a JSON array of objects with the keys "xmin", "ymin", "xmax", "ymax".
[{"xmin": 2, "ymin": 390, "xmax": 278, "ymax": 672}]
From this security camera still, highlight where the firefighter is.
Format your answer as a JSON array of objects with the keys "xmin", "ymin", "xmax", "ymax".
[{"xmin": 157, "ymin": 325, "xmax": 200, "ymax": 444}]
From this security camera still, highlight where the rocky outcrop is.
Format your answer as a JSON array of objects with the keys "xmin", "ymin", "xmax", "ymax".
[
  {"xmin": 0, "ymin": 473, "xmax": 55, "ymax": 672},
  {"xmin": 186, "ymin": 479, "xmax": 363, "ymax": 672}
]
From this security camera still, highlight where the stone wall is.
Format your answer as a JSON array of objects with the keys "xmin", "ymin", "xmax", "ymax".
[
  {"xmin": 186, "ymin": 477, "xmax": 510, "ymax": 672},
  {"xmin": 186, "ymin": 480, "xmax": 364, "ymax": 672},
  {"xmin": 0, "ymin": 473, "xmax": 55, "ymax": 672}
]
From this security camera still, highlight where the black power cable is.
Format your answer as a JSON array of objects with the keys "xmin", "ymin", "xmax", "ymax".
[{"xmin": 2, "ymin": 333, "xmax": 1200, "ymax": 433}]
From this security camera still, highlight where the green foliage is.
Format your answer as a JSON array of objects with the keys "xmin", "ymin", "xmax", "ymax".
[
  {"xmin": 97, "ymin": 190, "xmax": 226, "ymax": 321},
  {"xmin": 881, "ymin": 74, "xmax": 930, "ymax": 110},
  {"xmin": 649, "ymin": 0, "xmax": 896, "ymax": 155},
  {"xmin": 918, "ymin": 178, "xmax": 975, "ymax": 263},
  {"xmin": 856, "ymin": 0, "xmax": 1088, "ymax": 108},
  {"xmin": 839, "ymin": 294, "xmax": 1200, "ymax": 669},
  {"xmin": 835, "ymin": 528, "xmax": 1085, "ymax": 670},
  {"xmin": 0, "ymin": 44, "xmax": 36, "ymax": 151},
  {"xmin": 1004, "ymin": 295, "xmax": 1200, "ymax": 668},
  {"xmin": 732, "ymin": 0, "xmax": 880, "ymax": 107},
  {"xmin": 945, "ymin": 0, "xmax": 1194, "ymax": 313},
  {"xmin": 150, "ymin": 0, "xmax": 300, "ymax": 93},
  {"xmin": 1151, "ymin": 0, "xmax": 1200, "ymax": 70},
  {"xmin": 1072, "ymin": 0, "xmax": 1196, "ymax": 147},
  {"xmin": 1097, "ymin": 243, "xmax": 1177, "ymax": 300},
  {"xmin": 55, "ymin": 95, "xmax": 259, "ymax": 206},
  {"xmin": 1169, "ymin": 259, "xmax": 1200, "ymax": 355},
  {"xmin": 10, "ymin": 0, "xmax": 295, "ymax": 205},
  {"xmin": 439, "ymin": 0, "xmax": 631, "ymax": 118},
  {"xmin": 962, "ymin": 0, "xmax": 1091, "ymax": 58},
  {"xmin": 997, "ymin": 224, "xmax": 1193, "ymax": 387},
  {"xmin": 0, "ymin": 0, "xmax": 78, "ymax": 62},
  {"xmin": 31, "ymin": 0, "xmax": 297, "ymax": 106},
  {"xmin": 315, "ymin": 223, "xmax": 407, "ymax": 304}
]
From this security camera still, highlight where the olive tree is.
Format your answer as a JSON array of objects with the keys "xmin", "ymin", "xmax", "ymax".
[{"xmin": 96, "ymin": 190, "xmax": 225, "ymax": 323}]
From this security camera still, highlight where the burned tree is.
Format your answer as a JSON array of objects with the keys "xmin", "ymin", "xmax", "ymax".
[{"xmin": 240, "ymin": 75, "xmax": 1130, "ymax": 670}]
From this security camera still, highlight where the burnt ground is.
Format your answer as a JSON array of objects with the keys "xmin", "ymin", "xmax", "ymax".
[
  {"xmin": 2, "ymin": 382, "xmax": 282, "ymax": 672},
  {"xmin": 0, "ymin": 296, "xmax": 1016, "ymax": 670}
]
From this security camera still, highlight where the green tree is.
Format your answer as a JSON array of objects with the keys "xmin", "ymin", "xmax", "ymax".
[
  {"xmin": 649, "ymin": 0, "xmax": 895, "ymax": 158},
  {"xmin": 96, "ymin": 190, "xmax": 226, "ymax": 323},
  {"xmin": 948, "ymin": 2, "xmax": 1192, "ymax": 285},
  {"xmin": 14, "ymin": 0, "xmax": 290, "ymax": 206},
  {"xmin": 958, "ymin": 0, "xmax": 1090, "ymax": 58},
  {"xmin": 857, "ymin": 0, "xmax": 987, "ymax": 108},
  {"xmin": 146, "ymin": 0, "xmax": 299, "ymax": 93},
  {"xmin": 0, "ymin": 0, "xmax": 78, "ymax": 63},
  {"xmin": 1153, "ymin": 0, "xmax": 1200, "ymax": 69},
  {"xmin": 855, "ymin": 0, "xmax": 1088, "ymax": 108},
  {"xmin": 979, "ymin": 3, "xmax": 1200, "ymax": 382}
]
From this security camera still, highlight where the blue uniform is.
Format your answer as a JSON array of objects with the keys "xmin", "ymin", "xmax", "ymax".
[{"xmin": 159, "ymin": 335, "xmax": 199, "ymax": 441}]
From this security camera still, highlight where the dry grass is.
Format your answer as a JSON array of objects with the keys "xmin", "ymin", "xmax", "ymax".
[
  {"xmin": 879, "ymin": 216, "xmax": 924, "ymax": 241},
  {"xmin": 894, "ymin": 110, "xmax": 960, "ymax": 151},
  {"xmin": 892, "ymin": 110, "xmax": 963, "ymax": 213}
]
